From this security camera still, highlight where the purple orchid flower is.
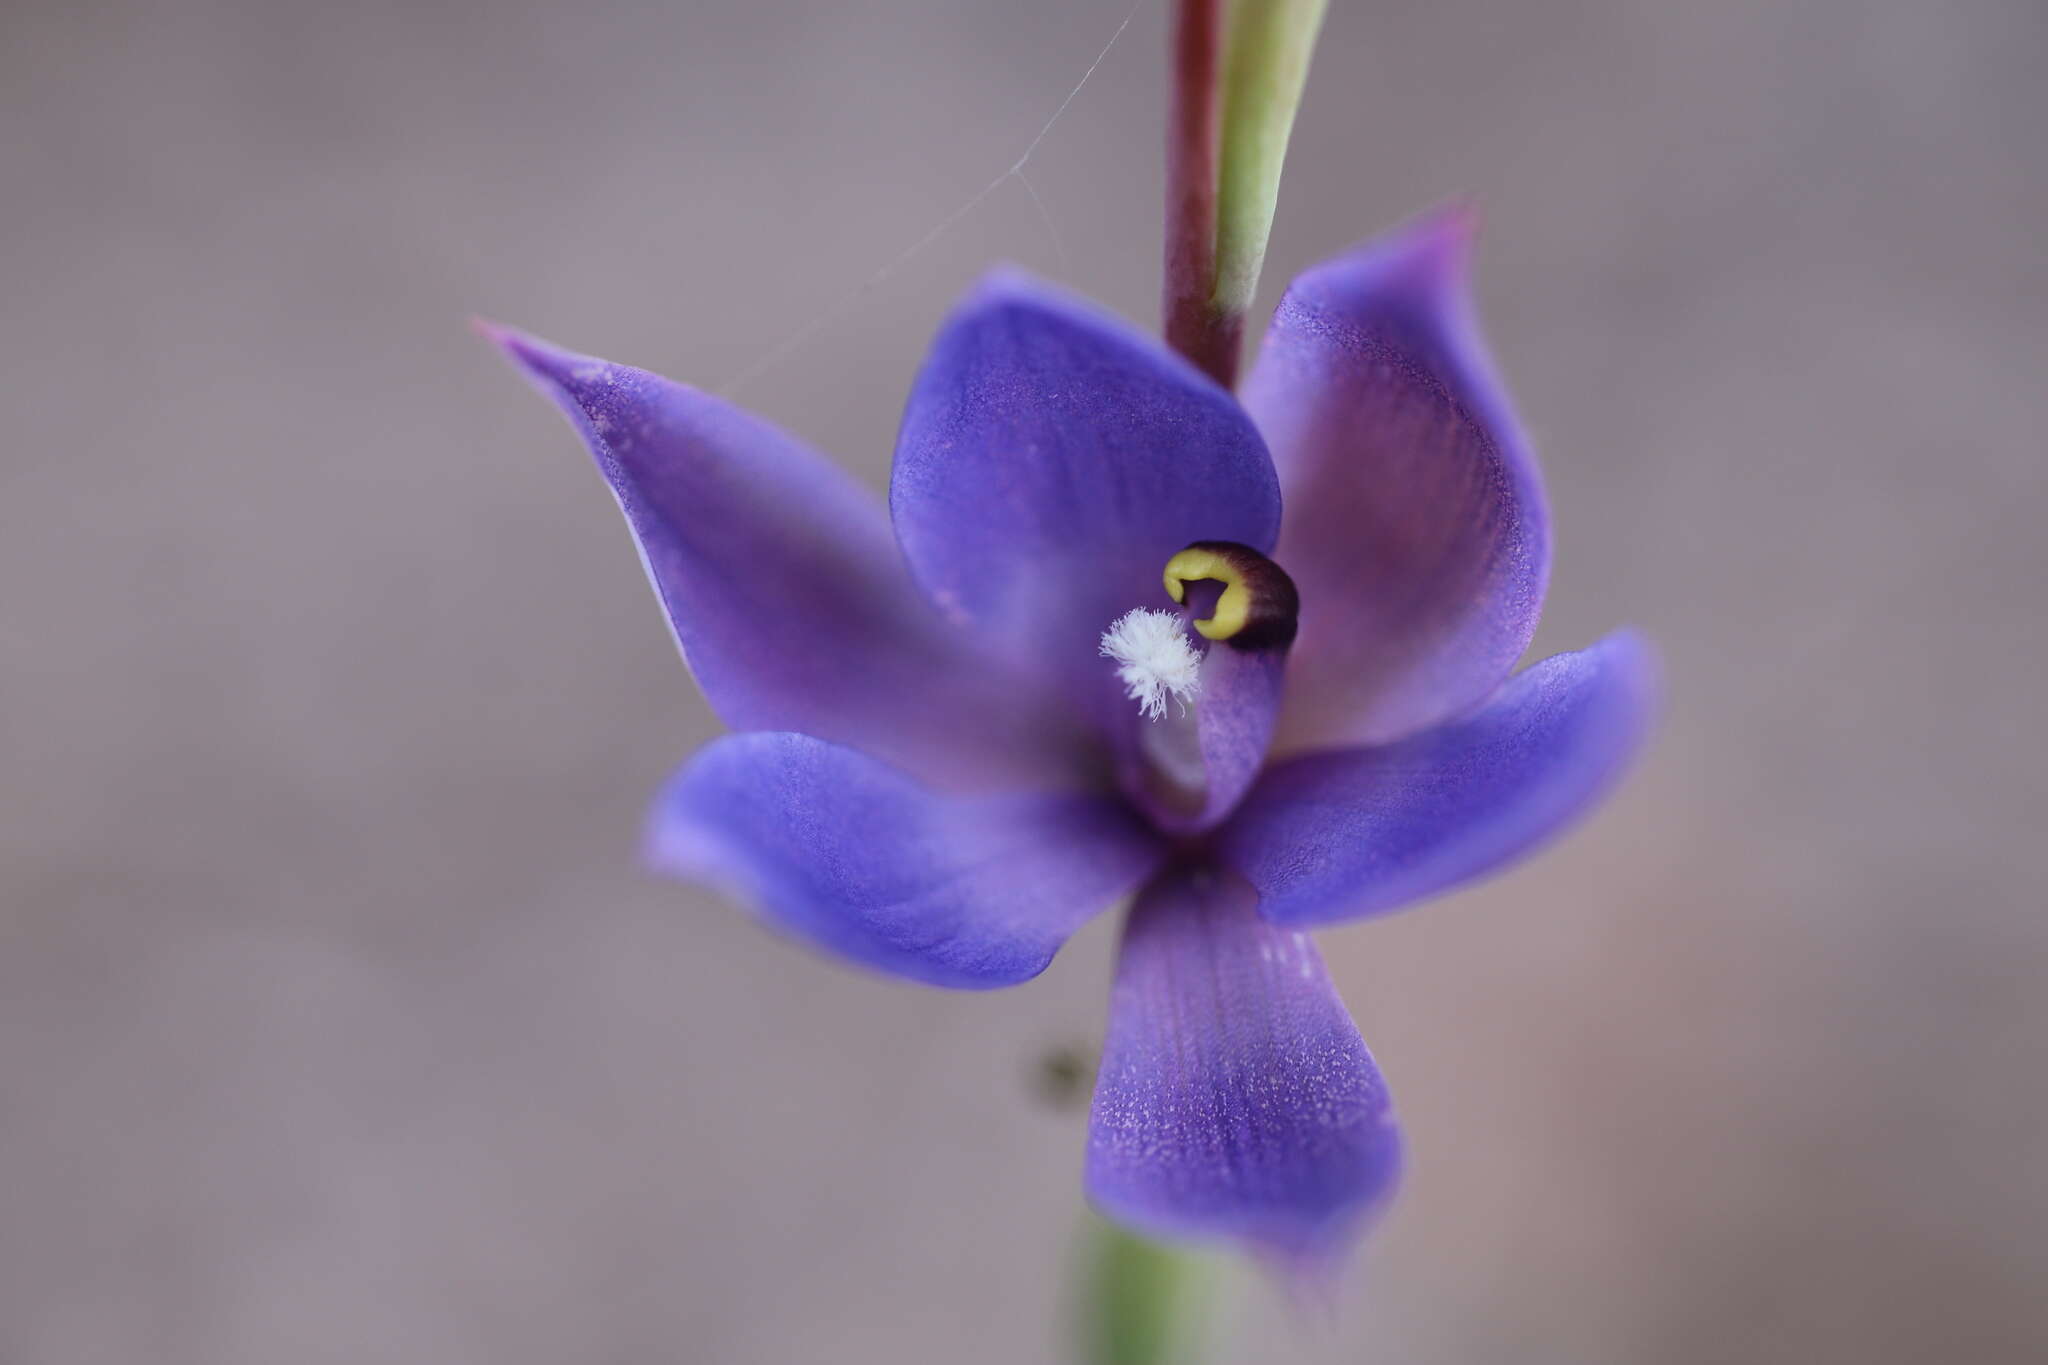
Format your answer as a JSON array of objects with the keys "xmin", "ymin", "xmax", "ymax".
[{"xmin": 486, "ymin": 206, "xmax": 1656, "ymax": 1276}]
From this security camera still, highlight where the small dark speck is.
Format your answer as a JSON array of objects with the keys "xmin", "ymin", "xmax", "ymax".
[{"xmin": 1029, "ymin": 1042, "xmax": 1097, "ymax": 1111}]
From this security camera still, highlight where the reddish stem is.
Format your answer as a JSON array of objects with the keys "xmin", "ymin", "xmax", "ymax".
[{"xmin": 1162, "ymin": 0, "xmax": 1240, "ymax": 389}]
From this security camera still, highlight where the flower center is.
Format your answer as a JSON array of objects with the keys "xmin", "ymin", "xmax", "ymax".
[
  {"xmin": 1161, "ymin": 541, "xmax": 1300, "ymax": 651},
  {"xmin": 1098, "ymin": 541, "xmax": 1301, "ymax": 720}
]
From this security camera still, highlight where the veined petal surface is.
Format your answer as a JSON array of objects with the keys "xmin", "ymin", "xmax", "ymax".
[
  {"xmin": 492, "ymin": 327, "xmax": 1087, "ymax": 791},
  {"xmin": 1218, "ymin": 631, "xmax": 1658, "ymax": 928},
  {"xmin": 1243, "ymin": 209, "xmax": 1551, "ymax": 751},
  {"xmin": 1086, "ymin": 866, "xmax": 1402, "ymax": 1274},
  {"xmin": 891, "ymin": 271, "xmax": 1281, "ymax": 738},
  {"xmin": 647, "ymin": 733, "xmax": 1165, "ymax": 989}
]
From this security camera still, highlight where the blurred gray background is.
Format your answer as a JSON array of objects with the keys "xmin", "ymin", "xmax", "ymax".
[{"xmin": 3, "ymin": 0, "xmax": 2044, "ymax": 1361}]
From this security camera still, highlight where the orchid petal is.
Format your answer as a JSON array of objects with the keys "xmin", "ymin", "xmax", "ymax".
[
  {"xmin": 490, "ymin": 326, "xmax": 1089, "ymax": 791},
  {"xmin": 1218, "ymin": 631, "xmax": 1658, "ymax": 928},
  {"xmin": 647, "ymin": 732, "xmax": 1165, "ymax": 989},
  {"xmin": 1242, "ymin": 208, "xmax": 1551, "ymax": 750},
  {"xmin": 891, "ymin": 271, "xmax": 1282, "ymax": 739},
  {"xmin": 1086, "ymin": 866, "xmax": 1401, "ymax": 1274}
]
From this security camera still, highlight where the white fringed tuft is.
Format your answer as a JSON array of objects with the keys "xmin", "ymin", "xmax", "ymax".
[{"xmin": 1099, "ymin": 608, "xmax": 1204, "ymax": 720}]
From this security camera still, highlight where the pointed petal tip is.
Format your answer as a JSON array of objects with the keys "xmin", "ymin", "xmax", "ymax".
[
  {"xmin": 1303, "ymin": 201, "xmax": 1483, "ymax": 305},
  {"xmin": 1396, "ymin": 197, "xmax": 1482, "ymax": 264},
  {"xmin": 470, "ymin": 315, "xmax": 547, "ymax": 365},
  {"xmin": 1427, "ymin": 194, "xmax": 1484, "ymax": 241},
  {"xmin": 471, "ymin": 317, "xmax": 597, "ymax": 387},
  {"xmin": 467, "ymin": 314, "xmax": 511, "ymax": 345}
]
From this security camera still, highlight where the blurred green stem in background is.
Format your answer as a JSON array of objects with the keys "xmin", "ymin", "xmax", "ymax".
[
  {"xmin": 1163, "ymin": 0, "xmax": 1329, "ymax": 387},
  {"xmin": 1072, "ymin": 1214, "xmax": 1235, "ymax": 1365}
]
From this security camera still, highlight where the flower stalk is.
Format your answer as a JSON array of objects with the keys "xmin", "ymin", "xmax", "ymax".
[
  {"xmin": 1073, "ymin": 1215, "xmax": 1230, "ymax": 1365},
  {"xmin": 1162, "ymin": 0, "xmax": 1230, "ymax": 384},
  {"xmin": 1162, "ymin": 0, "xmax": 1330, "ymax": 389}
]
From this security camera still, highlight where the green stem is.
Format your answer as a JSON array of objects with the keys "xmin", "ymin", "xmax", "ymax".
[
  {"xmin": 1210, "ymin": 0, "xmax": 1328, "ymax": 356},
  {"xmin": 1072, "ymin": 1215, "xmax": 1231, "ymax": 1365}
]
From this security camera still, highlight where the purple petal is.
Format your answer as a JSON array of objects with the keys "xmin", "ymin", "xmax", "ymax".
[
  {"xmin": 647, "ymin": 732, "xmax": 1165, "ymax": 989},
  {"xmin": 890, "ymin": 271, "xmax": 1281, "ymax": 739},
  {"xmin": 1086, "ymin": 866, "xmax": 1401, "ymax": 1273},
  {"xmin": 1242, "ymin": 208, "xmax": 1551, "ymax": 751},
  {"xmin": 488, "ymin": 325, "xmax": 1090, "ymax": 791},
  {"xmin": 1218, "ymin": 631, "xmax": 1658, "ymax": 928}
]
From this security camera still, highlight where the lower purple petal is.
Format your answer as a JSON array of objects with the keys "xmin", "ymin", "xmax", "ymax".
[
  {"xmin": 648, "ymin": 732, "xmax": 1165, "ymax": 989},
  {"xmin": 1218, "ymin": 631, "xmax": 1659, "ymax": 928},
  {"xmin": 1086, "ymin": 866, "xmax": 1402, "ymax": 1273}
]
